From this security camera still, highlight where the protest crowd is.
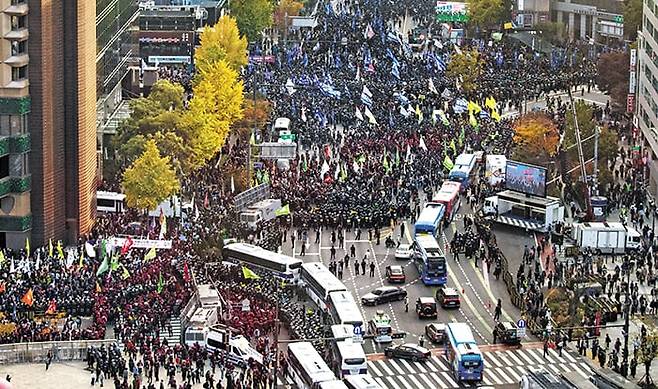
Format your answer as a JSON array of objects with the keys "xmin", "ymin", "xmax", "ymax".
[{"xmin": 2, "ymin": 0, "xmax": 648, "ymax": 387}]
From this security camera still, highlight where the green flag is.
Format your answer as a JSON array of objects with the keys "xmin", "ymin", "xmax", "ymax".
[
  {"xmin": 443, "ymin": 155, "xmax": 454, "ymax": 171},
  {"xmin": 157, "ymin": 272, "xmax": 164, "ymax": 293},
  {"xmin": 275, "ymin": 204, "xmax": 291, "ymax": 216},
  {"xmin": 340, "ymin": 164, "xmax": 347, "ymax": 182},
  {"xmin": 458, "ymin": 127, "xmax": 465, "ymax": 147},
  {"xmin": 449, "ymin": 139, "xmax": 456, "ymax": 154},
  {"xmin": 382, "ymin": 152, "xmax": 389, "ymax": 172},
  {"xmin": 96, "ymin": 257, "xmax": 109, "ymax": 277},
  {"xmin": 242, "ymin": 266, "xmax": 261, "ymax": 280},
  {"xmin": 356, "ymin": 154, "xmax": 366, "ymax": 164},
  {"xmin": 302, "ymin": 158, "xmax": 308, "ymax": 172},
  {"xmin": 110, "ymin": 254, "xmax": 120, "ymax": 271}
]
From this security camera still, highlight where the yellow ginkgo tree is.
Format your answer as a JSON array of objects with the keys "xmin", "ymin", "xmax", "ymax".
[{"xmin": 195, "ymin": 15, "xmax": 248, "ymax": 74}]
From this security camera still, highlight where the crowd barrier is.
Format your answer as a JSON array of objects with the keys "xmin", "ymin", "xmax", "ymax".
[{"xmin": 0, "ymin": 339, "xmax": 118, "ymax": 364}]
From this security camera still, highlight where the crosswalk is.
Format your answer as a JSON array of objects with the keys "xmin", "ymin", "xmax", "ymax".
[{"xmin": 367, "ymin": 348, "xmax": 593, "ymax": 388}]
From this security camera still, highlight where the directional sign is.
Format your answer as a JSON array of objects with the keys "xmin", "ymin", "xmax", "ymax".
[
  {"xmin": 353, "ymin": 324, "xmax": 363, "ymax": 344},
  {"xmin": 517, "ymin": 319, "xmax": 526, "ymax": 328},
  {"xmin": 517, "ymin": 328, "xmax": 526, "ymax": 338}
]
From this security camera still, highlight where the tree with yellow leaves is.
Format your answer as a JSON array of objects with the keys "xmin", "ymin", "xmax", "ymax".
[
  {"xmin": 512, "ymin": 112, "xmax": 560, "ymax": 166},
  {"xmin": 190, "ymin": 59, "xmax": 244, "ymax": 127},
  {"xmin": 195, "ymin": 15, "xmax": 248, "ymax": 73},
  {"xmin": 446, "ymin": 49, "xmax": 483, "ymax": 94},
  {"xmin": 122, "ymin": 140, "xmax": 180, "ymax": 211}
]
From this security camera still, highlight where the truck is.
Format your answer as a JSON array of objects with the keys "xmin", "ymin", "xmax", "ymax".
[
  {"xmin": 239, "ymin": 198, "xmax": 282, "ymax": 230},
  {"xmin": 569, "ymin": 222, "xmax": 641, "ymax": 255},
  {"xmin": 485, "ymin": 155, "xmax": 506, "ymax": 186},
  {"xmin": 483, "ymin": 190, "xmax": 564, "ymax": 232},
  {"xmin": 205, "ymin": 324, "xmax": 264, "ymax": 367}
]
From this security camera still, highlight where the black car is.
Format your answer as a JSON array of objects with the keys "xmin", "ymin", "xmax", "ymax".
[
  {"xmin": 361, "ymin": 286, "xmax": 407, "ymax": 306},
  {"xmin": 416, "ymin": 297, "xmax": 438, "ymax": 319},
  {"xmin": 436, "ymin": 287, "xmax": 461, "ymax": 308},
  {"xmin": 493, "ymin": 321, "xmax": 521, "ymax": 345},
  {"xmin": 425, "ymin": 322, "xmax": 447, "ymax": 343},
  {"xmin": 384, "ymin": 343, "xmax": 431, "ymax": 362}
]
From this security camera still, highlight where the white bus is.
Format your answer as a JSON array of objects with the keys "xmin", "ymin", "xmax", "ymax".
[
  {"xmin": 343, "ymin": 375, "xmax": 384, "ymax": 389},
  {"xmin": 329, "ymin": 325, "xmax": 368, "ymax": 378},
  {"xmin": 287, "ymin": 342, "xmax": 337, "ymax": 389},
  {"xmin": 301, "ymin": 262, "xmax": 347, "ymax": 310},
  {"xmin": 328, "ymin": 291, "xmax": 365, "ymax": 332},
  {"xmin": 319, "ymin": 381, "xmax": 350, "ymax": 389},
  {"xmin": 223, "ymin": 243, "xmax": 303, "ymax": 282},
  {"xmin": 97, "ymin": 191, "xmax": 126, "ymax": 213}
]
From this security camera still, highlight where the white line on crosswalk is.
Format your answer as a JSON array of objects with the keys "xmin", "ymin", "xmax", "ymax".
[
  {"xmin": 377, "ymin": 360, "xmax": 394, "ymax": 376},
  {"xmin": 411, "ymin": 359, "xmax": 428, "ymax": 373},
  {"xmin": 486, "ymin": 352, "xmax": 501, "ymax": 367},
  {"xmin": 397, "ymin": 359, "xmax": 416, "ymax": 374},
  {"xmin": 496, "ymin": 367, "xmax": 518, "ymax": 384},
  {"xmin": 421, "ymin": 373, "xmax": 443, "ymax": 389},
  {"xmin": 513, "ymin": 349, "xmax": 535, "ymax": 365},
  {"xmin": 407, "ymin": 374, "xmax": 425, "ymax": 389},
  {"xmin": 558, "ymin": 349, "xmax": 577, "ymax": 363},
  {"xmin": 572, "ymin": 363, "xmax": 590, "ymax": 379},
  {"xmin": 546, "ymin": 364, "xmax": 563, "ymax": 376},
  {"xmin": 384, "ymin": 376, "xmax": 402, "ymax": 389},
  {"xmin": 486, "ymin": 367, "xmax": 505, "ymax": 385},
  {"xmin": 503, "ymin": 365, "xmax": 522, "ymax": 382},
  {"xmin": 396, "ymin": 375, "xmax": 413, "ymax": 389},
  {"xmin": 440, "ymin": 371, "xmax": 459, "ymax": 387},
  {"xmin": 430, "ymin": 355, "xmax": 449, "ymax": 371},
  {"xmin": 428, "ymin": 372, "xmax": 448, "ymax": 388},
  {"xmin": 494, "ymin": 350, "xmax": 512, "ymax": 366},
  {"xmin": 506, "ymin": 350, "xmax": 524, "ymax": 365},
  {"xmin": 374, "ymin": 377, "xmax": 387, "ymax": 388},
  {"xmin": 388, "ymin": 359, "xmax": 406, "ymax": 375},
  {"xmin": 525, "ymin": 348, "xmax": 547, "ymax": 364},
  {"xmin": 481, "ymin": 373, "xmax": 493, "ymax": 386},
  {"xmin": 368, "ymin": 361, "xmax": 382, "ymax": 377},
  {"xmin": 579, "ymin": 362, "xmax": 593, "ymax": 374},
  {"xmin": 512, "ymin": 365, "xmax": 531, "ymax": 378}
]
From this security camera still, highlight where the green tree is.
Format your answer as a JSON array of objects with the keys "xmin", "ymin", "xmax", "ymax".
[
  {"xmin": 122, "ymin": 140, "xmax": 180, "ymax": 211},
  {"xmin": 446, "ymin": 48, "xmax": 483, "ymax": 94},
  {"xmin": 598, "ymin": 125, "xmax": 619, "ymax": 165},
  {"xmin": 466, "ymin": 0, "xmax": 504, "ymax": 28},
  {"xmin": 535, "ymin": 22, "xmax": 566, "ymax": 44},
  {"xmin": 624, "ymin": 0, "xmax": 643, "ymax": 41},
  {"xmin": 636, "ymin": 330, "xmax": 658, "ymax": 387},
  {"xmin": 195, "ymin": 15, "xmax": 248, "ymax": 74},
  {"xmin": 230, "ymin": 0, "xmax": 274, "ymax": 42}
]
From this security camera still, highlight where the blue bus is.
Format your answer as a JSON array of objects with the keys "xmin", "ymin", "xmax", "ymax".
[
  {"xmin": 413, "ymin": 203, "xmax": 446, "ymax": 236},
  {"xmin": 412, "ymin": 234, "xmax": 447, "ymax": 285},
  {"xmin": 445, "ymin": 323, "xmax": 484, "ymax": 383},
  {"xmin": 448, "ymin": 154, "xmax": 477, "ymax": 191}
]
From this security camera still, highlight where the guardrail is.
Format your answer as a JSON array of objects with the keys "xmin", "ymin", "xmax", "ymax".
[{"xmin": 0, "ymin": 339, "xmax": 118, "ymax": 364}]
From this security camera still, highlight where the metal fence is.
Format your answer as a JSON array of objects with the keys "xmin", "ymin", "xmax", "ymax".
[{"xmin": 0, "ymin": 339, "xmax": 117, "ymax": 364}]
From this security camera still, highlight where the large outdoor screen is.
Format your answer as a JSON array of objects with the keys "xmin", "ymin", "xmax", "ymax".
[{"xmin": 505, "ymin": 160, "xmax": 547, "ymax": 197}]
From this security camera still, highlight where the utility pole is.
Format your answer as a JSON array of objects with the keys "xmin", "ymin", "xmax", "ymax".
[
  {"xmin": 593, "ymin": 125, "xmax": 599, "ymax": 195},
  {"xmin": 622, "ymin": 256, "xmax": 631, "ymax": 377}
]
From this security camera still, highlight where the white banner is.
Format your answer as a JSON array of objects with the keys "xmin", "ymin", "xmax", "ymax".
[{"xmin": 107, "ymin": 237, "xmax": 173, "ymax": 250}]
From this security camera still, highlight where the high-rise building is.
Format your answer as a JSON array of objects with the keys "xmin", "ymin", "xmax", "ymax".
[
  {"xmin": 636, "ymin": 0, "xmax": 658, "ymax": 193},
  {"xmin": 0, "ymin": 0, "xmax": 99, "ymax": 249}
]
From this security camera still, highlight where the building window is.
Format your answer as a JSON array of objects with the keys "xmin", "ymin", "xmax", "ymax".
[
  {"xmin": 11, "ymin": 66, "xmax": 26, "ymax": 81},
  {"xmin": 10, "ymin": 0, "xmax": 26, "ymax": 5},
  {"xmin": 10, "ymin": 15, "xmax": 26, "ymax": 31},
  {"xmin": 11, "ymin": 41, "xmax": 26, "ymax": 56},
  {"xmin": 0, "ymin": 156, "xmax": 9, "ymax": 179}
]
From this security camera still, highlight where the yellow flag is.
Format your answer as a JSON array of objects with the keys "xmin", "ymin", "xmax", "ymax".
[
  {"xmin": 492, "ymin": 109, "xmax": 501, "ymax": 122},
  {"xmin": 25, "ymin": 237, "xmax": 30, "ymax": 257},
  {"xmin": 0, "ymin": 250, "xmax": 5, "ymax": 264},
  {"xmin": 48, "ymin": 239, "xmax": 53, "ymax": 258},
  {"xmin": 242, "ymin": 266, "xmax": 261, "ymax": 280},
  {"xmin": 57, "ymin": 241, "xmax": 65, "ymax": 259},
  {"xmin": 144, "ymin": 246, "xmax": 156, "ymax": 261}
]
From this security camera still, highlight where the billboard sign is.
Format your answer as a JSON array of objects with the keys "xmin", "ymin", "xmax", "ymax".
[
  {"xmin": 436, "ymin": 1, "xmax": 469, "ymax": 22},
  {"xmin": 505, "ymin": 160, "xmax": 547, "ymax": 198}
]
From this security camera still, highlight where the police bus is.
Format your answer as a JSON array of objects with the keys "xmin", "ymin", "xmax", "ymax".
[
  {"xmin": 223, "ymin": 243, "xmax": 303, "ymax": 282},
  {"xmin": 413, "ymin": 202, "xmax": 446, "ymax": 236},
  {"xmin": 328, "ymin": 291, "xmax": 365, "ymax": 332},
  {"xmin": 412, "ymin": 234, "xmax": 448, "ymax": 285},
  {"xmin": 301, "ymin": 262, "xmax": 347, "ymax": 310},
  {"xmin": 445, "ymin": 323, "xmax": 484, "ymax": 383},
  {"xmin": 433, "ymin": 181, "xmax": 461, "ymax": 223},
  {"xmin": 287, "ymin": 341, "xmax": 338, "ymax": 389}
]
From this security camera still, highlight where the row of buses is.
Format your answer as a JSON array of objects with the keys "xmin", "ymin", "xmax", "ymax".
[{"xmin": 222, "ymin": 243, "xmax": 382, "ymax": 388}]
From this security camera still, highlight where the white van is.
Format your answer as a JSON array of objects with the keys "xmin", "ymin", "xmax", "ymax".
[{"xmin": 205, "ymin": 326, "xmax": 264, "ymax": 367}]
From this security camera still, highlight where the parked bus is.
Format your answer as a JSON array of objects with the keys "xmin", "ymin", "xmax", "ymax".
[
  {"xmin": 223, "ymin": 243, "xmax": 302, "ymax": 282},
  {"xmin": 448, "ymin": 153, "xmax": 477, "ymax": 191},
  {"xmin": 412, "ymin": 234, "xmax": 448, "ymax": 285},
  {"xmin": 445, "ymin": 323, "xmax": 483, "ymax": 383},
  {"xmin": 328, "ymin": 291, "xmax": 365, "ymax": 332},
  {"xmin": 433, "ymin": 181, "xmax": 461, "ymax": 223},
  {"xmin": 318, "ymin": 381, "xmax": 350, "ymax": 389},
  {"xmin": 96, "ymin": 191, "xmax": 126, "ymax": 213},
  {"xmin": 343, "ymin": 375, "xmax": 384, "ymax": 389},
  {"xmin": 413, "ymin": 202, "xmax": 446, "ymax": 236},
  {"xmin": 287, "ymin": 341, "xmax": 337, "ymax": 389},
  {"xmin": 331, "ymin": 340, "xmax": 367, "ymax": 378},
  {"xmin": 301, "ymin": 262, "xmax": 347, "ymax": 310}
]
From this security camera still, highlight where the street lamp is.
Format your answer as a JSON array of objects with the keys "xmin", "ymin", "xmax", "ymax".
[{"xmin": 621, "ymin": 254, "xmax": 632, "ymax": 377}]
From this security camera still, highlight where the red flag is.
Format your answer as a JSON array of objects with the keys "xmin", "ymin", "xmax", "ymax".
[
  {"xmin": 45, "ymin": 299, "xmax": 57, "ymax": 315},
  {"xmin": 0, "ymin": 282, "xmax": 5, "ymax": 293},
  {"xmin": 203, "ymin": 192, "xmax": 209, "ymax": 209},
  {"xmin": 121, "ymin": 236, "xmax": 134, "ymax": 255},
  {"xmin": 183, "ymin": 261, "xmax": 191, "ymax": 283},
  {"xmin": 21, "ymin": 288, "xmax": 33, "ymax": 306}
]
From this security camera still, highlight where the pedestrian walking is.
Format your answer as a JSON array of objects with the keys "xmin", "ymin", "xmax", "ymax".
[
  {"xmin": 493, "ymin": 299, "xmax": 502, "ymax": 322},
  {"xmin": 361, "ymin": 259, "xmax": 366, "ymax": 275},
  {"xmin": 350, "ymin": 244, "xmax": 356, "ymax": 257},
  {"xmin": 404, "ymin": 296, "xmax": 409, "ymax": 313},
  {"xmin": 369, "ymin": 262, "xmax": 375, "ymax": 277},
  {"xmin": 46, "ymin": 349, "xmax": 53, "ymax": 371},
  {"xmin": 543, "ymin": 341, "xmax": 549, "ymax": 358},
  {"xmin": 300, "ymin": 243, "xmax": 306, "ymax": 256}
]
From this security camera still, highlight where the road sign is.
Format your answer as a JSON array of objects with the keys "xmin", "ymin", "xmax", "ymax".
[
  {"xmin": 517, "ymin": 328, "xmax": 526, "ymax": 337},
  {"xmin": 353, "ymin": 324, "xmax": 363, "ymax": 344},
  {"xmin": 517, "ymin": 319, "xmax": 526, "ymax": 328}
]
